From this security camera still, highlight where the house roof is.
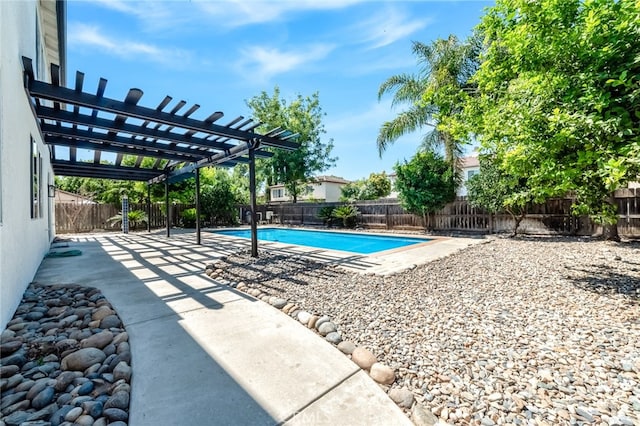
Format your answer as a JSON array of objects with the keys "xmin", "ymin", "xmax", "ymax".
[
  {"xmin": 312, "ymin": 175, "xmax": 350, "ymax": 184},
  {"xmin": 55, "ymin": 189, "xmax": 95, "ymax": 203},
  {"xmin": 21, "ymin": 56, "xmax": 299, "ymax": 183},
  {"xmin": 40, "ymin": 0, "xmax": 66, "ymax": 87},
  {"xmin": 269, "ymin": 175, "xmax": 350, "ymax": 189}
]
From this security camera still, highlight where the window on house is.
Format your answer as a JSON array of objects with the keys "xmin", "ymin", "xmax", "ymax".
[
  {"xmin": 31, "ymin": 137, "xmax": 42, "ymax": 219},
  {"xmin": 272, "ymin": 188, "xmax": 284, "ymax": 198},
  {"xmin": 467, "ymin": 170, "xmax": 478, "ymax": 180}
]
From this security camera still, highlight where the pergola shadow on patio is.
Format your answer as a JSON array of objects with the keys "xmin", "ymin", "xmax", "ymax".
[
  {"xmin": 23, "ymin": 57, "xmax": 299, "ymax": 256},
  {"xmin": 33, "ymin": 232, "xmax": 412, "ymax": 425}
]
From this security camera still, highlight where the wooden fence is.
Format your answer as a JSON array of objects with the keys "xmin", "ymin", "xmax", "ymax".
[
  {"xmin": 57, "ymin": 189, "xmax": 640, "ymax": 237},
  {"xmin": 55, "ymin": 203, "xmax": 193, "ymax": 234},
  {"xmin": 245, "ymin": 188, "xmax": 640, "ymax": 237}
]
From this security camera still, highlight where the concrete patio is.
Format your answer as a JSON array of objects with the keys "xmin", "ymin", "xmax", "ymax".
[{"xmin": 33, "ymin": 230, "xmax": 422, "ymax": 426}]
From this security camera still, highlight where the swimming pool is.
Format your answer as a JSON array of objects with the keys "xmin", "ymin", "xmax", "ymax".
[{"xmin": 212, "ymin": 228, "xmax": 431, "ymax": 254}]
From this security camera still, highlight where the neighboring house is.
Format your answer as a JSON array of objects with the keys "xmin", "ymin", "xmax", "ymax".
[
  {"xmin": 457, "ymin": 155, "xmax": 480, "ymax": 197},
  {"xmin": 0, "ymin": 0, "xmax": 66, "ymax": 329},
  {"xmin": 384, "ymin": 172, "xmax": 400, "ymax": 199},
  {"xmin": 269, "ymin": 175, "xmax": 350, "ymax": 203},
  {"xmin": 55, "ymin": 189, "xmax": 96, "ymax": 204}
]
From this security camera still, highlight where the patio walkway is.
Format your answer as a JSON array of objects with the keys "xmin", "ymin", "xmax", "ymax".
[{"xmin": 33, "ymin": 231, "xmax": 414, "ymax": 426}]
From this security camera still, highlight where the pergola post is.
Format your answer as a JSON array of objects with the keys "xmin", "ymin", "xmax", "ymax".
[
  {"xmin": 146, "ymin": 184, "xmax": 151, "ymax": 233},
  {"xmin": 165, "ymin": 179, "xmax": 170, "ymax": 238},
  {"xmin": 195, "ymin": 168, "xmax": 201, "ymax": 245},
  {"xmin": 249, "ymin": 147, "xmax": 258, "ymax": 257}
]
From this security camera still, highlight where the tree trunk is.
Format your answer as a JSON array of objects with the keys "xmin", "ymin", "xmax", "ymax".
[
  {"xmin": 603, "ymin": 223, "xmax": 620, "ymax": 241},
  {"xmin": 507, "ymin": 208, "xmax": 525, "ymax": 237}
]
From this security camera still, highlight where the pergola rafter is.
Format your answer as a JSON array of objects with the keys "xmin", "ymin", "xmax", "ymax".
[{"xmin": 23, "ymin": 57, "xmax": 299, "ymax": 255}]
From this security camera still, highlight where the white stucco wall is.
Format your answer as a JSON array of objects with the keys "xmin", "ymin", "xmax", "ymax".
[
  {"xmin": 319, "ymin": 182, "xmax": 343, "ymax": 203},
  {"xmin": 1, "ymin": 1, "xmax": 56, "ymax": 330}
]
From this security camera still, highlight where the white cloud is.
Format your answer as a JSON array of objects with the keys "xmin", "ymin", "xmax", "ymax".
[
  {"xmin": 236, "ymin": 44, "xmax": 335, "ymax": 83},
  {"xmin": 90, "ymin": 0, "xmax": 365, "ymax": 31},
  {"xmin": 68, "ymin": 23, "xmax": 192, "ymax": 66},
  {"xmin": 197, "ymin": 0, "xmax": 364, "ymax": 28},
  {"xmin": 352, "ymin": 7, "xmax": 431, "ymax": 49}
]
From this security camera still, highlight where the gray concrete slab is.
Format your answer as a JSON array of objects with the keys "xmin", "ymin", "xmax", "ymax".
[
  {"xmin": 33, "ymin": 232, "xmax": 412, "ymax": 426},
  {"xmin": 284, "ymin": 371, "xmax": 411, "ymax": 426}
]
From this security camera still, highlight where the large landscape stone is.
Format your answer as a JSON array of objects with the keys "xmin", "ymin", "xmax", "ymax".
[
  {"xmin": 317, "ymin": 321, "xmax": 337, "ymax": 336},
  {"xmin": 91, "ymin": 306, "xmax": 114, "ymax": 321},
  {"xmin": 80, "ymin": 330, "xmax": 113, "ymax": 349},
  {"xmin": 61, "ymin": 348, "xmax": 106, "ymax": 371},
  {"xmin": 31, "ymin": 386, "xmax": 55, "ymax": 409},
  {"xmin": 351, "ymin": 347, "xmax": 377, "ymax": 370},
  {"xmin": 337, "ymin": 340, "xmax": 356, "ymax": 354},
  {"xmin": 113, "ymin": 361, "xmax": 132, "ymax": 382},
  {"xmin": 389, "ymin": 387, "xmax": 415, "ymax": 408},
  {"xmin": 411, "ymin": 404, "xmax": 439, "ymax": 426},
  {"xmin": 104, "ymin": 407, "xmax": 129, "ymax": 421},
  {"xmin": 99, "ymin": 315, "xmax": 121, "ymax": 329},
  {"xmin": 369, "ymin": 363, "xmax": 395, "ymax": 385}
]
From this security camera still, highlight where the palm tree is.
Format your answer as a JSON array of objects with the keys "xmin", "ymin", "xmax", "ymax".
[{"xmin": 377, "ymin": 34, "xmax": 480, "ymax": 172}]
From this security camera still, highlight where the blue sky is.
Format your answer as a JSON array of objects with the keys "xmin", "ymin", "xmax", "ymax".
[{"xmin": 66, "ymin": 0, "xmax": 493, "ymax": 181}]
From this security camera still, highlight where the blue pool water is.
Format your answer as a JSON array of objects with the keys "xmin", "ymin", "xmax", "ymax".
[{"xmin": 212, "ymin": 228, "xmax": 430, "ymax": 254}]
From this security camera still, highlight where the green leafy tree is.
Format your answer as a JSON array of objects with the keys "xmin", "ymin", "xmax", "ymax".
[
  {"xmin": 247, "ymin": 86, "xmax": 337, "ymax": 203},
  {"xmin": 473, "ymin": 0, "xmax": 640, "ymax": 240},
  {"xmin": 466, "ymin": 155, "xmax": 533, "ymax": 236},
  {"xmin": 394, "ymin": 151, "xmax": 456, "ymax": 230},
  {"xmin": 339, "ymin": 181, "xmax": 365, "ymax": 202},
  {"xmin": 200, "ymin": 168, "xmax": 241, "ymax": 225},
  {"xmin": 363, "ymin": 172, "xmax": 391, "ymax": 199},
  {"xmin": 377, "ymin": 35, "xmax": 481, "ymax": 172},
  {"xmin": 340, "ymin": 172, "xmax": 391, "ymax": 201}
]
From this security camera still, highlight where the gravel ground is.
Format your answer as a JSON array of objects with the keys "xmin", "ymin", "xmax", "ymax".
[{"xmin": 215, "ymin": 236, "xmax": 640, "ymax": 426}]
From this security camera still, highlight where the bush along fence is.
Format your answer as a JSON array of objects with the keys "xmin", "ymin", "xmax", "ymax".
[{"xmin": 56, "ymin": 188, "xmax": 639, "ymax": 237}]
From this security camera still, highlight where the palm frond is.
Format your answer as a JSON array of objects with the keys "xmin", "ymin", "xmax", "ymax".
[{"xmin": 377, "ymin": 107, "xmax": 435, "ymax": 156}]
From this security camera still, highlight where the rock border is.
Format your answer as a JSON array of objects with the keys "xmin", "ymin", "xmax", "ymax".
[
  {"xmin": 0, "ymin": 283, "xmax": 132, "ymax": 426},
  {"xmin": 203, "ymin": 260, "xmax": 441, "ymax": 426}
]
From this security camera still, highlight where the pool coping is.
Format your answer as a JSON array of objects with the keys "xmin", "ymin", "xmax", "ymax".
[{"xmin": 206, "ymin": 226, "xmax": 488, "ymax": 275}]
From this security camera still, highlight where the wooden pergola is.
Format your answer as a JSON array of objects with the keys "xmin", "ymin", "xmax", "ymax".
[{"xmin": 23, "ymin": 57, "xmax": 298, "ymax": 256}]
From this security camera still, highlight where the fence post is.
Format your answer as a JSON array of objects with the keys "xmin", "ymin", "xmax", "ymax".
[
  {"xmin": 386, "ymin": 204, "xmax": 390, "ymax": 230},
  {"xmin": 146, "ymin": 185, "xmax": 151, "ymax": 232},
  {"xmin": 489, "ymin": 213, "xmax": 493, "ymax": 234}
]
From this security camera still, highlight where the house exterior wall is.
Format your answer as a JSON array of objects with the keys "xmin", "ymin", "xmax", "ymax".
[
  {"xmin": 317, "ymin": 182, "xmax": 342, "ymax": 202},
  {"xmin": 0, "ymin": 1, "xmax": 57, "ymax": 330},
  {"xmin": 55, "ymin": 189, "xmax": 95, "ymax": 204},
  {"xmin": 458, "ymin": 166, "xmax": 481, "ymax": 196},
  {"xmin": 270, "ymin": 181, "xmax": 346, "ymax": 203}
]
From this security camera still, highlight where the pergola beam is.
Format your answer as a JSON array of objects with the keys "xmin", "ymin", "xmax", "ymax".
[
  {"xmin": 148, "ymin": 140, "xmax": 254, "ymax": 184},
  {"xmin": 27, "ymin": 78, "xmax": 298, "ymax": 150},
  {"xmin": 37, "ymin": 107, "xmax": 276, "ymax": 160},
  {"xmin": 52, "ymin": 162, "xmax": 162, "ymax": 181},
  {"xmin": 45, "ymin": 136, "xmax": 198, "ymax": 163}
]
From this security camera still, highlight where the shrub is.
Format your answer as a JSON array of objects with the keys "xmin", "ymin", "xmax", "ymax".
[
  {"xmin": 180, "ymin": 208, "xmax": 200, "ymax": 228},
  {"xmin": 317, "ymin": 206, "xmax": 335, "ymax": 227},
  {"xmin": 107, "ymin": 210, "xmax": 148, "ymax": 230},
  {"xmin": 333, "ymin": 205, "xmax": 360, "ymax": 228}
]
